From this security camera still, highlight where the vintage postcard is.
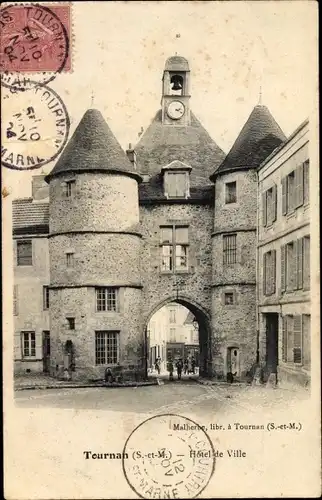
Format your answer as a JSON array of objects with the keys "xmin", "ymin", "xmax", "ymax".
[{"xmin": 2, "ymin": 1, "xmax": 320, "ymax": 498}]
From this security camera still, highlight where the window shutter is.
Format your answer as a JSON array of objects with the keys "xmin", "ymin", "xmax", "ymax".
[
  {"xmin": 272, "ymin": 185, "xmax": 277, "ymax": 222},
  {"xmin": 282, "ymin": 316, "xmax": 287, "ymax": 362},
  {"xmin": 303, "ymin": 160, "xmax": 310, "ymax": 204},
  {"xmin": 272, "ymin": 250, "xmax": 276, "ymax": 294},
  {"xmin": 282, "ymin": 177, "xmax": 287, "ymax": 215},
  {"xmin": 297, "ymin": 238, "xmax": 303, "ymax": 289},
  {"xmin": 293, "ymin": 316, "xmax": 302, "ymax": 364},
  {"xmin": 297, "ymin": 164, "xmax": 304, "ymax": 207},
  {"xmin": 13, "ymin": 285, "xmax": 18, "ymax": 316},
  {"xmin": 263, "ymin": 252, "xmax": 267, "ymax": 295},
  {"xmin": 281, "ymin": 245, "xmax": 286, "ymax": 292},
  {"xmin": 262, "ymin": 192, "xmax": 267, "ymax": 227},
  {"xmin": 292, "ymin": 241, "xmax": 297, "ymax": 291}
]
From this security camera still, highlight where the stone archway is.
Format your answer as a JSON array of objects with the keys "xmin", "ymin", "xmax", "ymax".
[{"xmin": 144, "ymin": 294, "xmax": 213, "ymax": 379}]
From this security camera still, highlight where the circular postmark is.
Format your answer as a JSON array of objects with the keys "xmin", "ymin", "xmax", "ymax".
[
  {"xmin": 122, "ymin": 414, "xmax": 215, "ymax": 499},
  {"xmin": 2, "ymin": 82, "xmax": 70, "ymax": 170},
  {"xmin": 0, "ymin": 3, "xmax": 70, "ymax": 91}
]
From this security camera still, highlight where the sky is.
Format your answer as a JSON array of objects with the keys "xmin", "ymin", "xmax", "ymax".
[{"xmin": 2, "ymin": 1, "xmax": 318, "ymax": 199}]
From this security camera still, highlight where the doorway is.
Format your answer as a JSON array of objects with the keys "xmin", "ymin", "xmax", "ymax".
[
  {"xmin": 227, "ymin": 347, "xmax": 240, "ymax": 378},
  {"xmin": 42, "ymin": 330, "xmax": 50, "ymax": 372},
  {"xmin": 145, "ymin": 298, "xmax": 212, "ymax": 380},
  {"xmin": 265, "ymin": 313, "xmax": 279, "ymax": 374}
]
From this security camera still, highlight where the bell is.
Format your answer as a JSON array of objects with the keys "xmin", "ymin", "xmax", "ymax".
[{"xmin": 171, "ymin": 75, "xmax": 183, "ymax": 91}]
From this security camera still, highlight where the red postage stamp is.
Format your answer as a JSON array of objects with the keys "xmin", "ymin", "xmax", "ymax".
[{"xmin": 0, "ymin": 3, "xmax": 71, "ymax": 75}]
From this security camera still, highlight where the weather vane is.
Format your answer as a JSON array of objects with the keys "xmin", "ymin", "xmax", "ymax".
[
  {"xmin": 90, "ymin": 90, "xmax": 95, "ymax": 107},
  {"xmin": 258, "ymin": 85, "xmax": 262, "ymax": 105}
]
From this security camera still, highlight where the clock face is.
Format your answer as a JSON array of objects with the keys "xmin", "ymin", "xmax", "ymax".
[{"xmin": 167, "ymin": 100, "xmax": 185, "ymax": 120}]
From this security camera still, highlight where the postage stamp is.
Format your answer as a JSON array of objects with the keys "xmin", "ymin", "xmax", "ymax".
[
  {"xmin": 0, "ymin": 3, "xmax": 71, "ymax": 90},
  {"xmin": 122, "ymin": 414, "xmax": 215, "ymax": 499},
  {"xmin": 1, "ymin": 82, "xmax": 70, "ymax": 170}
]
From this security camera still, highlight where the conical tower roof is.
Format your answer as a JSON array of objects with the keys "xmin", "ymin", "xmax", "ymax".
[
  {"xmin": 46, "ymin": 109, "xmax": 141, "ymax": 182},
  {"xmin": 211, "ymin": 105, "xmax": 286, "ymax": 180}
]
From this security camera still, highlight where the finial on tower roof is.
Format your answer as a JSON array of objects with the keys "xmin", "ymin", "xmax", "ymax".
[
  {"xmin": 258, "ymin": 85, "xmax": 262, "ymax": 105},
  {"xmin": 90, "ymin": 90, "xmax": 95, "ymax": 107}
]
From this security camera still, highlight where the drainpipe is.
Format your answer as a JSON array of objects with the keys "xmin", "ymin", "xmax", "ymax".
[{"xmin": 256, "ymin": 171, "xmax": 260, "ymax": 367}]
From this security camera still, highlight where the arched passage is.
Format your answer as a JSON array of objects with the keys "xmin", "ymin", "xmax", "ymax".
[{"xmin": 144, "ymin": 295, "xmax": 212, "ymax": 379}]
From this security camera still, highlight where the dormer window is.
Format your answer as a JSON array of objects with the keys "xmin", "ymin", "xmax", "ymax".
[
  {"xmin": 162, "ymin": 160, "xmax": 192, "ymax": 199},
  {"xmin": 165, "ymin": 172, "xmax": 189, "ymax": 198}
]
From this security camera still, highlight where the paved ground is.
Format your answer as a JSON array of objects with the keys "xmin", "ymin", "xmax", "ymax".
[{"xmin": 15, "ymin": 377, "xmax": 310, "ymax": 416}]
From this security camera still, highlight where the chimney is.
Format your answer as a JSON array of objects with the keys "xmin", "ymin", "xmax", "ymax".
[
  {"xmin": 32, "ymin": 174, "xmax": 49, "ymax": 200},
  {"xmin": 126, "ymin": 143, "xmax": 137, "ymax": 170}
]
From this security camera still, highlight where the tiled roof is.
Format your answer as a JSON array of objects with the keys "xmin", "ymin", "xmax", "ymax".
[
  {"xmin": 13, "ymin": 198, "xmax": 49, "ymax": 235},
  {"xmin": 46, "ymin": 109, "xmax": 141, "ymax": 182},
  {"xmin": 135, "ymin": 110, "xmax": 225, "ymax": 199},
  {"xmin": 212, "ymin": 105, "xmax": 286, "ymax": 178}
]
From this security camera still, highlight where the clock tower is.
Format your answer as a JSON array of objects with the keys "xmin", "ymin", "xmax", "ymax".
[{"xmin": 161, "ymin": 55, "xmax": 191, "ymax": 126}]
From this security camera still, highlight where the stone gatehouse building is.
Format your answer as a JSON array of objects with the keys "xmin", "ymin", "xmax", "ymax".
[{"xmin": 13, "ymin": 55, "xmax": 310, "ymax": 385}]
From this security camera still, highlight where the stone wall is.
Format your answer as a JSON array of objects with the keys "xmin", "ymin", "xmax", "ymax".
[
  {"xmin": 49, "ymin": 286, "xmax": 143, "ymax": 380},
  {"xmin": 49, "ymin": 173, "xmax": 140, "ymax": 233}
]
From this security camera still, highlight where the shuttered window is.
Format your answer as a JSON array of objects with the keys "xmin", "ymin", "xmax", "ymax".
[
  {"xmin": 165, "ymin": 172, "xmax": 189, "ymax": 198},
  {"xmin": 303, "ymin": 236, "xmax": 310, "ymax": 290},
  {"xmin": 295, "ymin": 163, "xmax": 304, "ymax": 208},
  {"xmin": 263, "ymin": 250, "xmax": 276, "ymax": 296},
  {"xmin": 282, "ymin": 316, "xmax": 287, "ymax": 362},
  {"xmin": 297, "ymin": 238, "xmax": 303, "ymax": 289},
  {"xmin": 293, "ymin": 316, "xmax": 302, "ymax": 364},
  {"xmin": 282, "ymin": 177, "xmax": 287, "ymax": 215},
  {"xmin": 302, "ymin": 314, "xmax": 311, "ymax": 368},
  {"xmin": 287, "ymin": 171, "xmax": 295, "ymax": 212},
  {"xmin": 282, "ymin": 315, "xmax": 304, "ymax": 365},
  {"xmin": 225, "ymin": 181, "xmax": 237, "ymax": 204},
  {"xmin": 262, "ymin": 192, "xmax": 267, "ymax": 227},
  {"xmin": 13, "ymin": 285, "xmax": 18, "ymax": 316},
  {"xmin": 281, "ymin": 244, "xmax": 286, "ymax": 292},
  {"xmin": 303, "ymin": 160, "xmax": 310, "ymax": 204},
  {"xmin": 286, "ymin": 242, "xmax": 296, "ymax": 291}
]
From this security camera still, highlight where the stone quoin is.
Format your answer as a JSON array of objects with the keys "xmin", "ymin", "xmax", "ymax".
[{"xmin": 12, "ymin": 55, "xmax": 310, "ymax": 387}]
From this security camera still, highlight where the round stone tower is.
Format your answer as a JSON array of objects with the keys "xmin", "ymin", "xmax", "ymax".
[
  {"xmin": 210, "ymin": 105, "xmax": 286, "ymax": 381},
  {"xmin": 45, "ymin": 109, "xmax": 143, "ymax": 381}
]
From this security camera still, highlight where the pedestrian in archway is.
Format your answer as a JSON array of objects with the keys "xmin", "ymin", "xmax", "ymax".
[
  {"xmin": 168, "ymin": 359, "xmax": 174, "ymax": 381},
  {"xmin": 155, "ymin": 357, "xmax": 161, "ymax": 375},
  {"xmin": 176, "ymin": 358, "xmax": 183, "ymax": 380},
  {"xmin": 183, "ymin": 358, "xmax": 188, "ymax": 375},
  {"xmin": 191, "ymin": 356, "xmax": 196, "ymax": 375}
]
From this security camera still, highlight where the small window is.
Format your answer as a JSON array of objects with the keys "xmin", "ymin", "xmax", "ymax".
[
  {"xmin": 64, "ymin": 180, "xmax": 76, "ymax": 198},
  {"xmin": 67, "ymin": 317, "xmax": 75, "ymax": 330},
  {"xmin": 95, "ymin": 331, "xmax": 119, "ymax": 365},
  {"xmin": 223, "ymin": 234, "xmax": 237, "ymax": 265},
  {"xmin": 169, "ymin": 328, "xmax": 176, "ymax": 341},
  {"xmin": 22, "ymin": 331, "xmax": 36, "ymax": 357},
  {"xmin": 169, "ymin": 308, "xmax": 176, "ymax": 323},
  {"xmin": 43, "ymin": 286, "xmax": 49, "ymax": 310},
  {"xmin": 165, "ymin": 172, "xmax": 189, "ymax": 198},
  {"xmin": 17, "ymin": 240, "xmax": 32, "ymax": 266},
  {"xmin": 66, "ymin": 252, "xmax": 74, "ymax": 268},
  {"xmin": 224, "ymin": 292, "xmax": 234, "ymax": 305},
  {"xmin": 225, "ymin": 181, "xmax": 237, "ymax": 204},
  {"xmin": 96, "ymin": 287, "xmax": 118, "ymax": 312}
]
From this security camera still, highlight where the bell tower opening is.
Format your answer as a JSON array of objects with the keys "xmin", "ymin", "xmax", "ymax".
[{"xmin": 161, "ymin": 55, "xmax": 191, "ymax": 126}]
